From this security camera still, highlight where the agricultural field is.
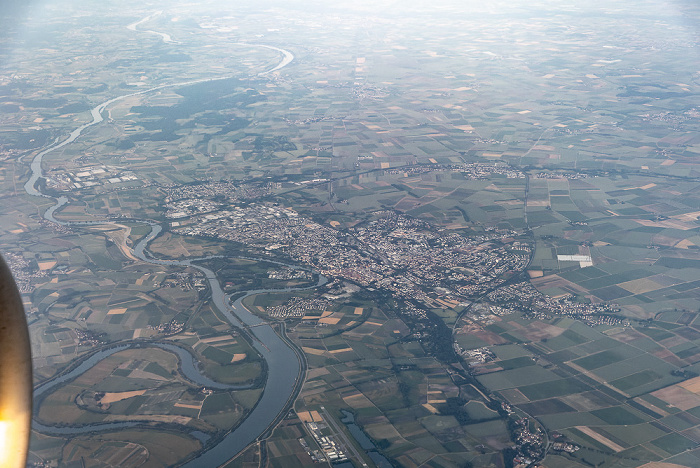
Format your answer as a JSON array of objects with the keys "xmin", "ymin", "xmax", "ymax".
[
  {"xmin": 243, "ymin": 298, "xmax": 508, "ymax": 468},
  {"xmin": 527, "ymin": 174, "xmax": 700, "ymax": 319},
  {"xmin": 455, "ymin": 309, "xmax": 700, "ymax": 466},
  {"xmin": 2, "ymin": 0, "xmax": 700, "ymax": 467},
  {"xmin": 34, "ymin": 346, "xmax": 261, "ymax": 430},
  {"xmin": 31, "ymin": 429, "xmax": 202, "ymax": 468},
  {"xmin": 148, "ymin": 232, "xmax": 231, "ymax": 260},
  {"xmin": 287, "ymin": 167, "xmax": 528, "ymax": 232},
  {"xmin": 7, "ymin": 223, "xmax": 206, "ymax": 380},
  {"xmin": 30, "ymin": 345, "xmax": 264, "ymax": 467}
]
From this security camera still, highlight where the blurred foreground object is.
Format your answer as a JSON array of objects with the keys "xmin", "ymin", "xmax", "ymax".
[{"xmin": 0, "ymin": 254, "xmax": 32, "ymax": 468}]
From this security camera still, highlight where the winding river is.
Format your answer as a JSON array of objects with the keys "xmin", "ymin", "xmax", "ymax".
[
  {"xmin": 32, "ymin": 341, "xmax": 253, "ymax": 436},
  {"xmin": 25, "ymin": 23, "xmax": 309, "ymax": 467}
]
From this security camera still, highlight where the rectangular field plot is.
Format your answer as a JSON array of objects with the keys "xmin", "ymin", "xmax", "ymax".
[
  {"xmin": 476, "ymin": 366, "xmax": 560, "ymax": 391},
  {"xmin": 518, "ymin": 378, "xmax": 591, "ymax": 400},
  {"xmin": 650, "ymin": 433, "xmax": 698, "ymax": 456},
  {"xmin": 590, "ymin": 406, "xmax": 648, "ymax": 425},
  {"xmin": 573, "ymin": 349, "xmax": 634, "ymax": 371},
  {"xmin": 518, "ymin": 398, "xmax": 576, "ymax": 416}
]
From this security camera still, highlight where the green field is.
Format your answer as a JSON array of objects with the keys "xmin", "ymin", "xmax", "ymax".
[{"xmin": 10, "ymin": 1, "xmax": 700, "ymax": 467}]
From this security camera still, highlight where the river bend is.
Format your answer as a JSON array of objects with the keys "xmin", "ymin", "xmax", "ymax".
[{"xmin": 25, "ymin": 25, "xmax": 307, "ymax": 467}]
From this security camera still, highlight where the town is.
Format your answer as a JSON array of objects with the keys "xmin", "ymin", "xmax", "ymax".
[{"xmin": 172, "ymin": 198, "xmax": 618, "ymax": 331}]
